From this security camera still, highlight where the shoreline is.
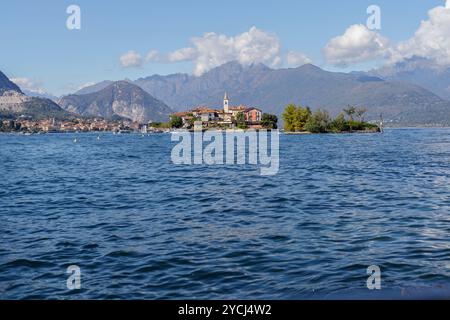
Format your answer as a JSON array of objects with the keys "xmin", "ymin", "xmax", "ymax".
[
  {"xmin": 284, "ymin": 128, "xmax": 381, "ymax": 135},
  {"xmin": 4, "ymin": 126, "xmax": 450, "ymax": 135}
]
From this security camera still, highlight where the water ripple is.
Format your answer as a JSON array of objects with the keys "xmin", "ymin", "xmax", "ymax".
[{"xmin": 1, "ymin": 129, "xmax": 450, "ymax": 299}]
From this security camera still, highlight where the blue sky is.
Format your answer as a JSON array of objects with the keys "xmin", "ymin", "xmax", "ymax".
[{"xmin": 0, "ymin": 0, "xmax": 446, "ymax": 95}]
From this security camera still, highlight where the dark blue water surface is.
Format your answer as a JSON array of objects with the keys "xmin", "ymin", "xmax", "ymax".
[{"xmin": 1, "ymin": 129, "xmax": 450, "ymax": 299}]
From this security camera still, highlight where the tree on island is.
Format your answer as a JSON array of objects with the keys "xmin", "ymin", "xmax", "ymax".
[
  {"xmin": 261, "ymin": 113, "xmax": 278, "ymax": 129},
  {"xmin": 282, "ymin": 104, "xmax": 297, "ymax": 132},
  {"xmin": 282, "ymin": 103, "xmax": 311, "ymax": 132},
  {"xmin": 304, "ymin": 110, "xmax": 331, "ymax": 133},
  {"xmin": 170, "ymin": 115, "xmax": 183, "ymax": 128},
  {"xmin": 330, "ymin": 112, "xmax": 348, "ymax": 132},
  {"xmin": 343, "ymin": 105, "xmax": 356, "ymax": 121},
  {"xmin": 234, "ymin": 112, "xmax": 247, "ymax": 129},
  {"xmin": 356, "ymin": 107, "xmax": 367, "ymax": 122},
  {"xmin": 282, "ymin": 103, "xmax": 379, "ymax": 133},
  {"xmin": 343, "ymin": 105, "xmax": 357, "ymax": 131}
]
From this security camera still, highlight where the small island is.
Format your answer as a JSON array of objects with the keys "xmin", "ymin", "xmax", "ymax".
[
  {"xmin": 164, "ymin": 92, "xmax": 380, "ymax": 134},
  {"xmin": 282, "ymin": 104, "xmax": 381, "ymax": 134},
  {"xmin": 164, "ymin": 92, "xmax": 278, "ymax": 131}
]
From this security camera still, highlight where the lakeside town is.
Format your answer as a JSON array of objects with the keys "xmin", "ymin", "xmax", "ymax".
[
  {"xmin": 0, "ymin": 117, "xmax": 151, "ymax": 134},
  {"xmin": 0, "ymin": 92, "xmax": 279, "ymax": 134},
  {"xmin": 0, "ymin": 91, "xmax": 379, "ymax": 134}
]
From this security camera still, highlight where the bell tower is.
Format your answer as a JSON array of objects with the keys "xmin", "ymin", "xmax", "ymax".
[{"xmin": 223, "ymin": 92, "xmax": 229, "ymax": 113}]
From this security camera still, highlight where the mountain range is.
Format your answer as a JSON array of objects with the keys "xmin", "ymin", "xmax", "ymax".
[
  {"xmin": 369, "ymin": 57, "xmax": 450, "ymax": 101},
  {"xmin": 4, "ymin": 61, "xmax": 450, "ymax": 126},
  {"xmin": 58, "ymin": 81, "xmax": 173, "ymax": 123},
  {"xmin": 0, "ymin": 71, "xmax": 71, "ymax": 120},
  {"xmin": 75, "ymin": 61, "xmax": 450, "ymax": 126}
]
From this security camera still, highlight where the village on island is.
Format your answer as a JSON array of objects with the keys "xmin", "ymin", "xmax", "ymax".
[
  {"xmin": 168, "ymin": 92, "xmax": 379, "ymax": 133},
  {"xmin": 169, "ymin": 92, "xmax": 277, "ymax": 131}
]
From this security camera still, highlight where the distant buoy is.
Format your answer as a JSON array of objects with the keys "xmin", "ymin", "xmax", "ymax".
[
  {"xmin": 97, "ymin": 135, "xmax": 100, "ymax": 140},
  {"xmin": 73, "ymin": 138, "xmax": 78, "ymax": 143}
]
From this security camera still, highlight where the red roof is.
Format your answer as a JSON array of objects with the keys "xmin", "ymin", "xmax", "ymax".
[
  {"xmin": 229, "ymin": 105, "xmax": 247, "ymax": 111},
  {"xmin": 191, "ymin": 107, "xmax": 219, "ymax": 113},
  {"xmin": 244, "ymin": 107, "xmax": 262, "ymax": 112},
  {"xmin": 173, "ymin": 111, "xmax": 191, "ymax": 117}
]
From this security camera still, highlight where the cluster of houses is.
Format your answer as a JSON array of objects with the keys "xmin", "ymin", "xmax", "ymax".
[
  {"xmin": 1, "ymin": 117, "xmax": 140, "ymax": 133},
  {"xmin": 2, "ymin": 93, "xmax": 267, "ymax": 133},
  {"xmin": 171, "ymin": 93, "xmax": 264, "ymax": 129}
]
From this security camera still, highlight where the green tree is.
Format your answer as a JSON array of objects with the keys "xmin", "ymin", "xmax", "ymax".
[
  {"xmin": 330, "ymin": 112, "xmax": 348, "ymax": 132},
  {"xmin": 293, "ymin": 106, "xmax": 311, "ymax": 131},
  {"xmin": 170, "ymin": 115, "xmax": 183, "ymax": 128},
  {"xmin": 235, "ymin": 112, "xmax": 247, "ymax": 129},
  {"xmin": 343, "ymin": 105, "xmax": 357, "ymax": 131},
  {"xmin": 343, "ymin": 105, "xmax": 356, "ymax": 121},
  {"xmin": 304, "ymin": 110, "xmax": 331, "ymax": 133},
  {"xmin": 356, "ymin": 107, "xmax": 367, "ymax": 122},
  {"xmin": 282, "ymin": 104, "xmax": 312, "ymax": 132},
  {"xmin": 282, "ymin": 104, "xmax": 297, "ymax": 132},
  {"xmin": 261, "ymin": 113, "xmax": 278, "ymax": 129}
]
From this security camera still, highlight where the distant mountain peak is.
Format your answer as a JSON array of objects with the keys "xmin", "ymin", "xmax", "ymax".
[
  {"xmin": 110, "ymin": 80, "xmax": 136, "ymax": 89},
  {"xmin": 0, "ymin": 70, "xmax": 71, "ymax": 119},
  {"xmin": 59, "ymin": 80, "xmax": 173, "ymax": 123},
  {"xmin": 0, "ymin": 70, "xmax": 23, "ymax": 95},
  {"xmin": 298, "ymin": 63, "xmax": 322, "ymax": 70}
]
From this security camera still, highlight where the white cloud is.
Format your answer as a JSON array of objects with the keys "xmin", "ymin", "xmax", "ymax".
[
  {"xmin": 324, "ymin": 1, "xmax": 450, "ymax": 69},
  {"xmin": 120, "ymin": 27, "xmax": 311, "ymax": 75},
  {"xmin": 324, "ymin": 24, "xmax": 390, "ymax": 67},
  {"xmin": 119, "ymin": 50, "xmax": 143, "ymax": 68},
  {"xmin": 286, "ymin": 51, "xmax": 312, "ymax": 67},
  {"xmin": 390, "ymin": 3, "xmax": 450, "ymax": 66},
  {"xmin": 168, "ymin": 26, "xmax": 283, "ymax": 76},
  {"xmin": 145, "ymin": 50, "xmax": 160, "ymax": 62},
  {"xmin": 77, "ymin": 82, "xmax": 96, "ymax": 91},
  {"xmin": 11, "ymin": 77, "xmax": 46, "ymax": 94},
  {"xmin": 168, "ymin": 47, "xmax": 197, "ymax": 62}
]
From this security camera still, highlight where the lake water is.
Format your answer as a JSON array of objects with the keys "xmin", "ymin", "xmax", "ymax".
[{"xmin": 1, "ymin": 129, "xmax": 450, "ymax": 299}]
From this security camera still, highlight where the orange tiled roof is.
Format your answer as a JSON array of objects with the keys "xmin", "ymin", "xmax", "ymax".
[
  {"xmin": 191, "ymin": 107, "xmax": 218, "ymax": 113},
  {"xmin": 229, "ymin": 105, "xmax": 247, "ymax": 111},
  {"xmin": 173, "ymin": 111, "xmax": 191, "ymax": 117}
]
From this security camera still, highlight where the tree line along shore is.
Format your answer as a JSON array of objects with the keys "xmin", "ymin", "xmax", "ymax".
[{"xmin": 282, "ymin": 104, "xmax": 381, "ymax": 134}]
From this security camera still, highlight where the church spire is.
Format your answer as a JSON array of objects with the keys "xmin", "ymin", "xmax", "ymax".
[{"xmin": 223, "ymin": 92, "xmax": 229, "ymax": 113}]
